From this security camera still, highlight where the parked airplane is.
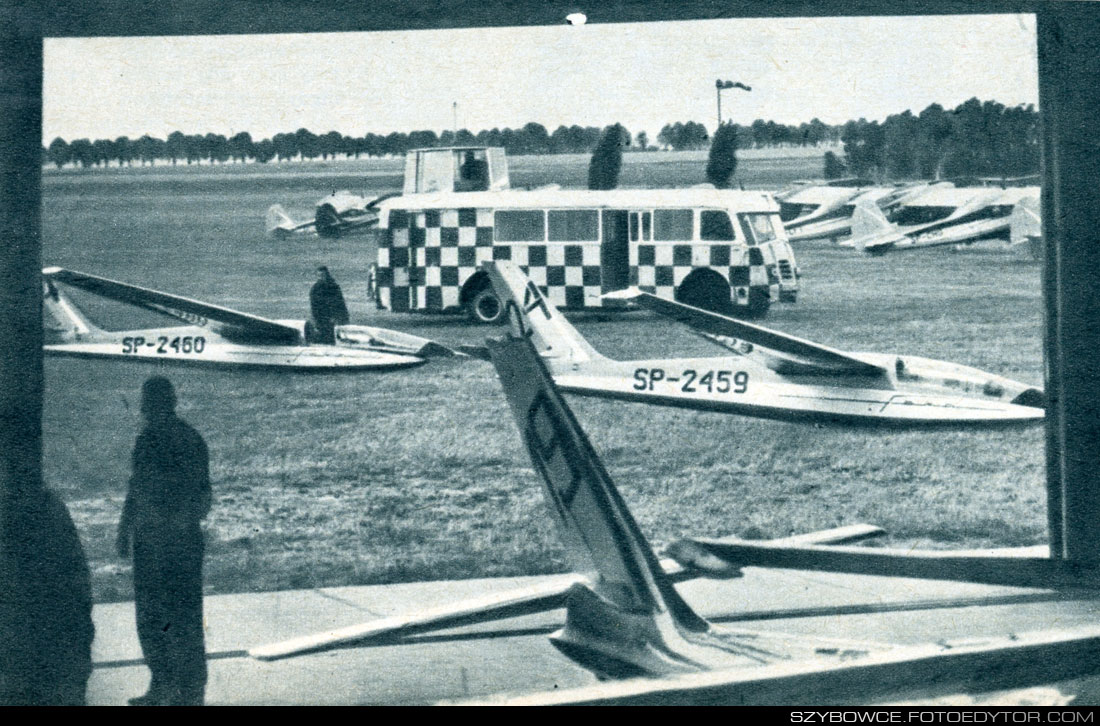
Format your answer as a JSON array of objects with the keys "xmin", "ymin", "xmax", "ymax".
[
  {"xmin": 249, "ymin": 320, "xmax": 1099, "ymax": 706},
  {"xmin": 482, "ymin": 261, "xmax": 1043, "ymax": 428},
  {"xmin": 845, "ymin": 184, "xmax": 1040, "ymax": 255},
  {"xmin": 266, "ymin": 191, "xmax": 398, "ymax": 239},
  {"xmin": 781, "ymin": 183, "xmax": 945, "ymax": 244},
  {"xmin": 266, "ymin": 146, "xmax": 509, "ymax": 239},
  {"xmin": 42, "ymin": 267, "xmax": 459, "ymax": 370}
]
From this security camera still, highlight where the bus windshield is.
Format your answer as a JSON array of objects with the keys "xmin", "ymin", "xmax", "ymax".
[{"xmin": 737, "ymin": 213, "xmax": 780, "ymax": 246}]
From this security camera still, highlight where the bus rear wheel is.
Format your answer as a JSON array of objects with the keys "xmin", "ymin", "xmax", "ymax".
[{"xmin": 467, "ymin": 288, "xmax": 504, "ymax": 324}]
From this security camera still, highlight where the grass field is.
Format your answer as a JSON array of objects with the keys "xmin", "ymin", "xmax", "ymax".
[{"xmin": 41, "ymin": 150, "xmax": 1046, "ymax": 603}]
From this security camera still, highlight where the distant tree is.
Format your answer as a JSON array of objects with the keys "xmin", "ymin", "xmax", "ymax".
[
  {"xmin": 705, "ymin": 123, "xmax": 739, "ymax": 188},
  {"xmin": 204, "ymin": 133, "xmax": 229, "ymax": 164},
  {"xmin": 133, "ymin": 134, "xmax": 163, "ymax": 166},
  {"xmin": 407, "ymin": 129, "xmax": 438, "ymax": 150},
  {"xmin": 383, "ymin": 131, "xmax": 408, "ymax": 156},
  {"xmin": 519, "ymin": 122, "xmax": 551, "ymax": 155},
  {"xmin": 823, "ymin": 151, "xmax": 847, "ymax": 179},
  {"xmin": 658, "ymin": 121, "xmax": 708, "ymax": 150},
  {"xmin": 92, "ymin": 138, "xmax": 114, "ymax": 167},
  {"xmin": 916, "ymin": 103, "xmax": 954, "ymax": 178},
  {"xmin": 46, "ymin": 137, "xmax": 70, "ymax": 169},
  {"xmin": 253, "ymin": 138, "xmax": 275, "ymax": 164},
  {"xmin": 228, "ymin": 131, "xmax": 254, "ymax": 162},
  {"xmin": 67, "ymin": 138, "xmax": 94, "ymax": 168},
  {"xmin": 272, "ymin": 132, "xmax": 297, "ymax": 162},
  {"xmin": 882, "ymin": 110, "xmax": 923, "ymax": 179},
  {"xmin": 634, "ymin": 131, "xmax": 649, "ymax": 151},
  {"xmin": 294, "ymin": 128, "xmax": 318, "ymax": 160},
  {"xmin": 317, "ymin": 131, "xmax": 343, "ymax": 160},
  {"xmin": 166, "ymin": 131, "xmax": 187, "ymax": 165},
  {"xmin": 842, "ymin": 118, "xmax": 885, "ymax": 177},
  {"xmin": 587, "ymin": 123, "xmax": 628, "ymax": 190},
  {"xmin": 114, "ymin": 136, "xmax": 133, "ymax": 166}
]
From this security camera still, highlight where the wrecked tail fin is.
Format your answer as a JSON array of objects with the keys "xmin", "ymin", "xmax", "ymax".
[
  {"xmin": 42, "ymin": 272, "xmax": 104, "ymax": 340},
  {"xmin": 484, "ymin": 261, "xmax": 606, "ymax": 364},
  {"xmin": 486, "ymin": 332, "xmax": 704, "ymax": 629}
]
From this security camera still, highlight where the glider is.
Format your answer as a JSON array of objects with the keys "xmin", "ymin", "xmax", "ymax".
[
  {"xmin": 266, "ymin": 191, "xmax": 398, "ymax": 239},
  {"xmin": 483, "ymin": 261, "xmax": 1044, "ymax": 428},
  {"xmin": 42, "ymin": 266, "xmax": 459, "ymax": 371}
]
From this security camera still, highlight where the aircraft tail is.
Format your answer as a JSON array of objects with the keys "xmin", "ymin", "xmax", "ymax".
[
  {"xmin": 42, "ymin": 274, "xmax": 104, "ymax": 341},
  {"xmin": 847, "ymin": 197, "xmax": 900, "ymax": 252},
  {"xmin": 1009, "ymin": 195, "xmax": 1042, "ymax": 260},
  {"xmin": 484, "ymin": 261, "xmax": 606, "ymax": 364},
  {"xmin": 487, "ymin": 331, "xmax": 779, "ymax": 677},
  {"xmin": 266, "ymin": 204, "xmax": 306, "ymax": 238}
]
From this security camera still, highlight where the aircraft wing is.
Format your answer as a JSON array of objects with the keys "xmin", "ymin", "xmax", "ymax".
[
  {"xmin": 43, "ymin": 267, "xmax": 301, "ymax": 344},
  {"xmin": 605, "ymin": 288, "xmax": 886, "ymax": 378}
]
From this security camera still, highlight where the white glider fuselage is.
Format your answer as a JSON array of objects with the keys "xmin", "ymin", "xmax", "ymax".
[
  {"xmin": 548, "ymin": 352, "xmax": 1043, "ymax": 427},
  {"xmin": 484, "ymin": 261, "xmax": 1043, "ymax": 428},
  {"xmin": 44, "ymin": 322, "xmax": 425, "ymax": 371}
]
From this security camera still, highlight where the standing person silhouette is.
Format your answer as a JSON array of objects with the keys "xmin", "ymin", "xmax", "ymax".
[
  {"xmin": 117, "ymin": 377, "xmax": 211, "ymax": 706},
  {"xmin": 308, "ymin": 265, "xmax": 350, "ymax": 344}
]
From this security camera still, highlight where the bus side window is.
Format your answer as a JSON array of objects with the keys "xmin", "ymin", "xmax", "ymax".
[
  {"xmin": 642, "ymin": 212, "xmax": 651, "ymax": 241},
  {"xmin": 700, "ymin": 210, "xmax": 736, "ymax": 241},
  {"xmin": 653, "ymin": 209, "xmax": 693, "ymax": 241},
  {"xmin": 629, "ymin": 213, "xmax": 639, "ymax": 242},
  {"xmin": 495, "ymin": 210, "xmax": 545, "ymax": 241}
]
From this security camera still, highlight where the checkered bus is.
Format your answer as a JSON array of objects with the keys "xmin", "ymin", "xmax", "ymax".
[{"xmin": 374, "ymin": 180, "xmax": 799, "ymax": 323}]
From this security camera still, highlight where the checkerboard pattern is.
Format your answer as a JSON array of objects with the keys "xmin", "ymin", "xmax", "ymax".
[
  {"xmin": 629, "ymin": 243, "xmax": 778, "ymax": 308},
  {"xmin": 377, "ymin": 209, "xmax": 779, "ymax": 313},
  {"xmin": 378, "ymin": 208, "xmax": 605, "ymax": 312}
]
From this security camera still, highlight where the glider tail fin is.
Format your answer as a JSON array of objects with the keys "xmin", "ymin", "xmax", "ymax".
[
  {"xmin": 487, "ymin": 331, "xmax": 778, "ymax": 677},
  {"xmin": 42, "ymin": 274, "xmax": 103, "ymax": 340},
  {"xmin": 266, "ymin": 204, "xmax": 301, "ymax": 238},
  {"xmin": 483, "ymin": 261, "xmax": 605, "ymax": 363}
]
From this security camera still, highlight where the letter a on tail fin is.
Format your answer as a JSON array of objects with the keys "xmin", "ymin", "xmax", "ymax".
[
  {"xmin": 487, "ymin": 332, "xmax": 777, "ymax": 677},
  {"xmin": 484, "ymin": 261, "xmax": 605, "ymax": 364}
]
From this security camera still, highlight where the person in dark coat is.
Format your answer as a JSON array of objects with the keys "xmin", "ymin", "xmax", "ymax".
[
  {"xmin": 117, "ymin": 377, "xmax": 211, "ymax": 706},
  {"xmin": 0, "ymin": 487, "xmax": 95, "ymax": 705},
  {"xmin": 308, "ymin": 265, "xmax": 350, "ymax": 344}
]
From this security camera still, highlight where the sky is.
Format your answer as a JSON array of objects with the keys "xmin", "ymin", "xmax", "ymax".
[{"xmin": 43, "ymin": 14, "xmax": 1038, "ymax": 144}]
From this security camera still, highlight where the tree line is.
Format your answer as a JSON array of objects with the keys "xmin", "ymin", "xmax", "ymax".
[
  {"xmin": 834, "ymin": 98, "xmax": 1039, "ymax": 180},
  {"xmin": 44, "ymin": 97, "xmax": 1038, "ymax": 182},
  {"xmin": 43, "ymin": 118, "xmax": 844, "ymax": 170}
]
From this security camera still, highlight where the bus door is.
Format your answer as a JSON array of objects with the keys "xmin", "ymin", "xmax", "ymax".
[{"xmin": 601, "ymin": 210, "xmax": 630, "ymax": 292}]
